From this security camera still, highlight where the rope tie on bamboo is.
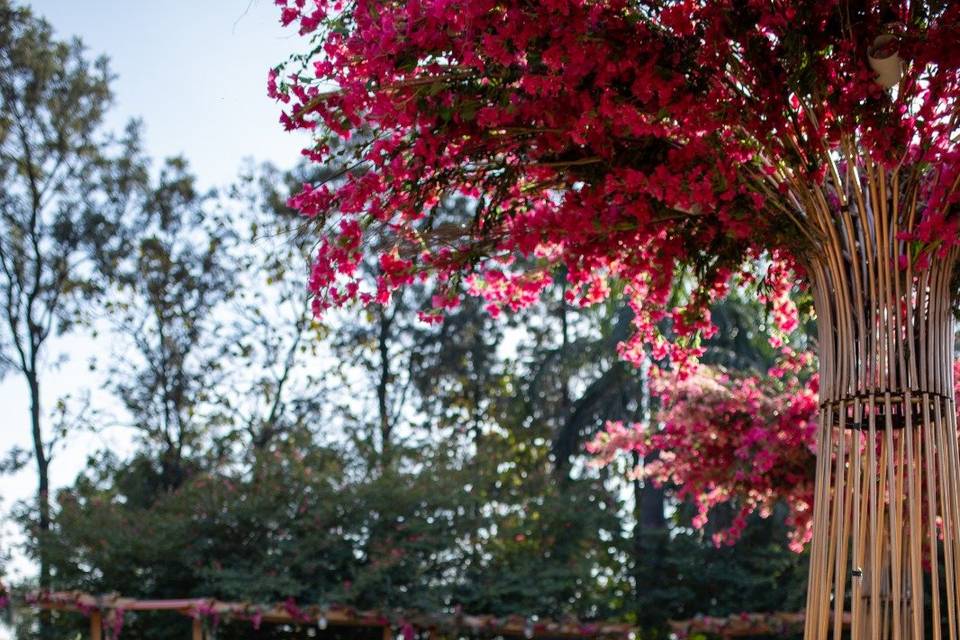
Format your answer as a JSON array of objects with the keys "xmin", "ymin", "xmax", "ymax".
[{"xmin": 820, "ymin": 392, "xmax": 954, "ymax": 429}]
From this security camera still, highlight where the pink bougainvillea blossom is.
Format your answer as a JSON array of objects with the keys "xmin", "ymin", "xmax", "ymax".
[
  {"xmin": 589, "ymin": 360, "xmax": 818, "ymax": 552},
  {"xmin": 272, "ymin": 0, "xmax": 960, "ymax": 377}
]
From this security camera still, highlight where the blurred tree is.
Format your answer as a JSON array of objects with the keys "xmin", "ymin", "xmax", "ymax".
[
  {"xmin": 226, "ymin": 161, "xmax": 328, "ymax": 457},
  {"xmin": 32, "ymin": 167, "xmax": 625, "ymax": 639},
  {"xmin": 106, "ymin": 157, "xmax": 237, "ymax": 492},
  {"xmin": 0, "ymin": 2, "xmax": 147, "ymax": 627}
]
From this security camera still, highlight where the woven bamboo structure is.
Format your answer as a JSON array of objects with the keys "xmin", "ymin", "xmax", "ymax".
[{"xmin": 800, "ymin": 152, "xmax": 959, "ymax": 639}]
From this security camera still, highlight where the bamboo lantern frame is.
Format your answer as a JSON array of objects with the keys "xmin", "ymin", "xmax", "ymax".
[{"xmin": 799, "ymin": 149, "xmax": 960, "ymax": 639}]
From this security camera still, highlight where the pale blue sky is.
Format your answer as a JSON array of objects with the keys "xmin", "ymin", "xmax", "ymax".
[
  {"xmin": 0, "ymin": 0, "xmax": 309, "ymax": 596},
  {"xmin": 26, "ymin": 0, "xmax": 307, "ymax": 188}
]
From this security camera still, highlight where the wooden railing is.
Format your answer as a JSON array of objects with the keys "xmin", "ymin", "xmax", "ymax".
[{"xmin": 26, "ymin": 591, "xmax": 847, "ymax": 639}]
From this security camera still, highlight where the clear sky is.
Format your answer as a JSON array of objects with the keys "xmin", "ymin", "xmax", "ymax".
[
  {"xmin": 0, "ymin": 0, "xmax": 308, "ymax": 600},
  {"xmin": 28, "ymin": 0, "xmax": 306, "ymax": 189}
]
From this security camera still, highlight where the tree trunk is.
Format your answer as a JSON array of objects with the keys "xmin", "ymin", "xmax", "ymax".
[
  {"xmin": 803, "ymin": 191, "xmax": 959, "ymax": 639},
  {"xmin": 630, "ymin": 449, "xmax": 668, "ymax": 627},
  {"xmin": 28, "ymin": 371, "xmax": 52, "ymax": 639},
  {"xmin": 377, "ymin": 306, "xmax": 393, "ymax": 468},
  {"xmin": 635, "ymin": 454, "xmax": 667, "ymax": 531}
]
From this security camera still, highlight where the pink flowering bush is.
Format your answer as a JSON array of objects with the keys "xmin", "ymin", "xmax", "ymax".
[
  {"xmin": 590, "ymin": 352, "xmax": 819, "ymax": 552},
  {"xmin": 272, "ymin": 0, "xmax": 960, "ymax": 378},
  {"xmin": 590, "ymin": 355, "xmax": 960, "ymax": 553}
]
